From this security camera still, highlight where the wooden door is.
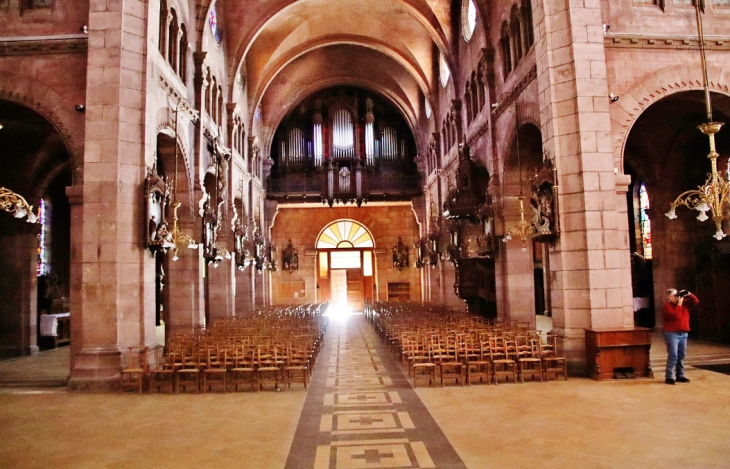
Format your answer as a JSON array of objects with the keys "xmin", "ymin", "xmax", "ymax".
[{"xmin": 347, "ymin": 269, "xmax": 364, "ymax": 311}]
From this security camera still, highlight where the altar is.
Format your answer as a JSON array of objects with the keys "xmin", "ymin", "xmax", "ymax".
[{"xmin": 40, "ymin": 312, "xmax": 71, "ymax": 348}]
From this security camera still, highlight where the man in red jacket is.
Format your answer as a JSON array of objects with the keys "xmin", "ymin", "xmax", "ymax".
[{"xmin": 662, "ymin": 288, "xmax": 699, "ymax": 385}]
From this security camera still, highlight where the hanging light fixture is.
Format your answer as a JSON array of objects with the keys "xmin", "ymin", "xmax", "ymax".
[
  {"xmin": 0, "ymin": 187, "xmax": 38, "ymax": 223},
  {"xmin": 665, "ymin": 3, "xmax": 729, "ymax": 241},
  {"xmin": 168, "ymin": 97, "xmax": 199, "ymax": 260},
  {"xmin": 503, "ymin": 104, "xmax": 535, "ymax": 248}
]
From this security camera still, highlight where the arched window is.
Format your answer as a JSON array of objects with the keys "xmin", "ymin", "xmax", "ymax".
[
  {"xmin": 511, "ymin": 6, "xmax": 523, "ymax": 63},
  {"xmin": 522, "ymin": 0, "xmax": 534, "ymax": 49},
  {"xmin": 178, "ymin": 24, "xmax": 188, "ymax": 82},
  {"xmin": 210, "ymin": 76, "xmax": 217, "ymax": 123},
  {"xmin": 316, "ymin": 220, "xmax": 374, "ymax": 249},
  {"xmin": 167, "ymin": 9, "xmax": 178, "ymax": 71},
  {"xmin": 332, "ymin": 109, "xmax": 354, "ymax": 159},
  {"xmin": 159, "ymin": 1, "xmax": 168, "ymax": 58},
  {"xmin": 464, "ymin": 84, "xmax": 473, "ymax": 125},
  {"xmin": 500, "ymin": 21, "xmax": 512, "ymax": 77},
  {"xmin": 476, "ymin": 67, "xmax": 486, "ymax": 110},
  {"xmin": 204, "ymin": 68, "xmax": 211, "ymax": 116},
  {"xmin": 439, "ymin": 52, "xmax": 451, "ymax": 87},
  {"xmin": 217, "ymin": 86, "xmax": 223, "ymax": 126},
  {"xmin": 471, "ymin": 71, "xmax": 480, "ymax": 116},
  {"xmin": 639, "ymin": 183, "xmax": 652, "ymax": 259},
  {"xmin": 462, "ymin": 0, "xmax": 477, "ymax": 42}
]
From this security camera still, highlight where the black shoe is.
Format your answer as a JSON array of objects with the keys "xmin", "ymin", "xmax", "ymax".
[
  {"xmin": 665, "ymin": 378, "xmax": 675, "ymax": 385},
  {"xmin": 676, "ymin": 377, "xmax": 690, "ymax": 383}
]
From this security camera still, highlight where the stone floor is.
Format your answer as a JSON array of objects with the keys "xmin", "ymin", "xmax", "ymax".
[{"xmin": 1, "ymin": 316, "xmax": 730, "ymax": 468}]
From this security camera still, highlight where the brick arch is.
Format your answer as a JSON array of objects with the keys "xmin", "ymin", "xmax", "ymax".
[
  {"xmin": 612, "ymin": 64, "xmax": 730, "ymax": 171},
  {"xmin": 0, "ymin": 71, "xmax": 84, "ymax": 185}
]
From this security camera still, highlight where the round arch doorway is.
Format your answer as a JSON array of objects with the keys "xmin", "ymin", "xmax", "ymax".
[{"xmin": 315, "ymin": 219, "xmax": 375, "ymax": 314}]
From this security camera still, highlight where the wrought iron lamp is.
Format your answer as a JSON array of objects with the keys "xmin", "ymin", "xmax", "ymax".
[
  {"xmin": 503, "ymin": 105, "xmax": 536, "ymax": 248},
  {"xmin": 168, "ymin": 97, "xmax": 199, "ymax": 260},
  {"xmin": 0, "ymin": 187, "xmax": 38, "ymax": 223},
  {"xmin": 665, "ymin": 3, "xmax": 729, "ymax": 240}
]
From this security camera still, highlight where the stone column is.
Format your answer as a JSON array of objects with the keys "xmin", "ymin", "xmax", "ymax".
[
  {"xmin": 71, "ymin": 0, "xmax": 149, "ymax": 390},
  {"xmin": 533, "ymin": 0, "xmax": 634, "ymax": 372}
]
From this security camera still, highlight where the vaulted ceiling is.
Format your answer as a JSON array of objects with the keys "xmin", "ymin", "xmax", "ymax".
[{"xmin": 217, "ymin": 0, "xmax": 463, "ymax": 144}]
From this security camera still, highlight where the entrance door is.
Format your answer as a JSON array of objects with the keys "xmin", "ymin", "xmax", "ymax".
[
  {"xmin": 330, "ymin": 270, "xmax": 348, "ymax": 312},
  {"xmin": 347, "ymin": 269, "xmax": 364, "ymax": 311}
]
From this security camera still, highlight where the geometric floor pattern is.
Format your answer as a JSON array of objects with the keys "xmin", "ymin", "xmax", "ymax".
[{"xmin": 285, "ymin": 314, "xmax": 466, "ymax": 469}]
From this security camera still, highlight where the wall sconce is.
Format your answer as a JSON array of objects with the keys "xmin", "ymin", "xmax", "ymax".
[
  {"xmin": 0, "ymin": 187, "xmax": 38, "ymax": 223},
  {"xmin": 609, "ymin": 93, "xmax": 620, "ymax": 103}
]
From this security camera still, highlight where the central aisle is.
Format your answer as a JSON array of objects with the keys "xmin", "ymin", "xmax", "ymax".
[{"xmin": 285, "ymin": 313, "xmax": 466, "ymax": 468}]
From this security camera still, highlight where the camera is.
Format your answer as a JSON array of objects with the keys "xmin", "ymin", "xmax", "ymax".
[{"xmin": 678, "ymin": 289, "xmax": 690, "ymax": 298}]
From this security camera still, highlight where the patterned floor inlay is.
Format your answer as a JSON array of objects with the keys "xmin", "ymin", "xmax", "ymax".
[{"xmin": 286, "ymin": 314, "xmax": 466, "ymax": 469}]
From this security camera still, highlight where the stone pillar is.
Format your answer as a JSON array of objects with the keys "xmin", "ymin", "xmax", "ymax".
[
  {"xmin": 166, "ymin": 216, "xmax": 204, "ymax": 332},
  {"xmin": 533, "ymin": 0, "xmax": 634, "ymax": 373},
  {"xmin": 70, "ymin": 0, "xmax": 150, "ymax": 390},
  {"xmin": 235, "ymin": 267, "xmax": 254, "ymax": 314}
]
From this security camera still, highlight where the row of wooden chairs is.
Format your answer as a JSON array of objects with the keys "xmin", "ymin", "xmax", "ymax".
[
  {"xmin": 119, "ymin": 303, "xmax": 328, "ymax": 393},
  {"xmin": 367, "ymin": 302, "xmax": 567, "ymax": 387}
]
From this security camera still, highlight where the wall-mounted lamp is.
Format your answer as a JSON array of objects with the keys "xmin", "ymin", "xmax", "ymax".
[
  {"xmin": 602, "ymin": 24, "xmax": 610, "ymax": 34},
  {"xmin": 80, "ymin": 25, "xmax": 88, "ymax": 34},
  {"xmin": 75, "ymin": 104, "xmax": 85, "ymax": 112},
  {"xmin": 1, "ymin": 187, "xmax": 38, "ymax": 223},
  {"xmin": 609, "ymin": 94, "xmax": 620, "ymax": 103}
]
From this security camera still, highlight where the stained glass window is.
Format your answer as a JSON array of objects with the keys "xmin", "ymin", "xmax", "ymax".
[
  {"xmin": 208, "ymin": 5, "xmax": 223, "ymax": 45},
  {"xmin": 37, "ymin": 198, "xmax": 48, "ymax": 276},
  {"xmin": 639, "ymin": 183, "xmax": 652, "ymax": 259}
]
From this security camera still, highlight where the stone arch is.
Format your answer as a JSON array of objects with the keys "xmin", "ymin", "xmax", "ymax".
[
  {"xmin": 0, "ymin": 71, "xmax": 84, "ymax": 185},
  {"xmin": 612, "ymin": 63, "xmax": 730, "ymax": 171}
]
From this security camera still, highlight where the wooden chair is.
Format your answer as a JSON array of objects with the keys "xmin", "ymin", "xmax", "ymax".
[
  {"xmin": 256, "ymin": 345, "xmax": 282, "ymax": 391},
  {"xmin": 284, "ymin": 343, "xmax": 309, "ymax": 389},
  {"xmin": 202, "ymin": 347, "xmax": 228, "ymax": 393},
  {"xmin": 176, "ymin": 349, "xmax": 202, "ymax": 393},
  {"xmin": 437, "ymin": 334, "xmax": 465, "ymax": 387},
  {"xmin": 120, "ymin": 347, "xmax": 148, "ymax": 394},
  {"xmin": 541, "ymin": 334, "xmax": 568, "ymax": 381},
  {"xmin": 490, "ymin": 336, "xmax": 517, "ymax": 384},
  {"xmin": 410, "ymin": 340, "xmax": 437, "ymax": 388},
  {"xmin": 465, "ymin": 337, "xmax": 492, "ymax": 385},
  {"xmin": 230, "ymin": 345, "xmax": 257, "ymax": 392},
  {"xmin": 516, "ymin": 334, "xmax": 543, "ymax": 383},
  {"xmin": 148, "ymin": 347, "xmax": 174, "ymax": 393}
]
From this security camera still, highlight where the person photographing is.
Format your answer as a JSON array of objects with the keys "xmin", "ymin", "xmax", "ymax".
[{"xmin": 662, "ymin": 288, "xmax": 699, "ymax": 385}]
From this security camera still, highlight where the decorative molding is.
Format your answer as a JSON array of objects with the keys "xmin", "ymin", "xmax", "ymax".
[
  {"xmin": 612, "ymin": 64, "xmax": 730, "ymax": 170},
  {"xmin": 0, "ymin": 35, "xmax": 87, "ymax": 56},
  {"xmin": 605, "ymin": 34, "xmax": 730, "ymax": 51}
]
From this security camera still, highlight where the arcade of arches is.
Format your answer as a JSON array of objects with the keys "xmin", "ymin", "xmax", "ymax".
[{"xmin": 1, "ymin": 0, "xmax": 730, "ymax": 393}]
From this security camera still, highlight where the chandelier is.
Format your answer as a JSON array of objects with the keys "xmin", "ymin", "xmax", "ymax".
[
  {"xmin": 0, "ymin": 187, "xmax": 38, "ymax": 223},
  {"xmin": 503, "ymin": 104, "xmax": 536, "ymax": 248},
  {"xmin": 168, "ymin": 97, "xmax": 199, "ymax": 260},
  {"xmin": 665, "ymin": 3, "xmax": 729, "ymax": 241}
]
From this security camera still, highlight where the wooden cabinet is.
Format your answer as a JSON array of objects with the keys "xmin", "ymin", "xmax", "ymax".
[{"xmin": 585, "ymin": 327, "xmax": 653, "ymax": 380}]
